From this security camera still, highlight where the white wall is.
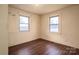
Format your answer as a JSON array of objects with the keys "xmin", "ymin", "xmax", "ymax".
[
  {"xmin": 41, "ymin": 5, "xmax": 79, "ymax": 48},
  {"xmin": 8, "ymin": 7, "xmax": 40, "ymax": 46},
  {"xmin": 0, "ymin": 5, "xmax": 8, "ymax": 54}
]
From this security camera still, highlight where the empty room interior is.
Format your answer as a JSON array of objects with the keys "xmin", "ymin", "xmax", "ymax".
[{"xmin": 0, "ymin": 4, "xmax": 79, "ymax": 55}]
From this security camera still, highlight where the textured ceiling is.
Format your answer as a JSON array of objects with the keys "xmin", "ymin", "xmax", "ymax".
[{"xmin": 9, "ymin": 4, "xmax": 71, "ymax": 15}]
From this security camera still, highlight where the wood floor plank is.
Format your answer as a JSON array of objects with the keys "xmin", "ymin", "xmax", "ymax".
[{"xmin": 9, "ymin": 39, "xmax": 79, "ymax": 55}]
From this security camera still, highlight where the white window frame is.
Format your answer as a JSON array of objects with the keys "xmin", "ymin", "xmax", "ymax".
[
  {"xmin": 49, "ymin": 16, "xmax": 59, "ymax": 33},
  {"xmin": 19, "ymin": 15, "xmax": 30, "ymax": 32}
]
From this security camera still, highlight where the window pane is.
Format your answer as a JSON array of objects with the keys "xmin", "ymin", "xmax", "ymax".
[
  {"xmin": 20, "ymin": 27, "xmax": 28, "ymax": 31},
  {"xmin": 20, "ymin": 16, "xmax": 28, "ymax": 24},
  {"xmin": 50, "ymin": 16, "xmax": 58, "ymax": 24},
  {"xmin": 20, "ymin": 24, "xmax": 28, "ymax": 27},
  {"xmin": 20, "ymin": 24, "xmax": 28, "ymax": 31},
  {"xmin": 50, "ymin": 24, "xmax": 58, "ymax": 32}
]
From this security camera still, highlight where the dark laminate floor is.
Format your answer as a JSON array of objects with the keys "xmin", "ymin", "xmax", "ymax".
[{"xmin": 9, "ymin": 39, "xmax": 79, "ymax": 55}]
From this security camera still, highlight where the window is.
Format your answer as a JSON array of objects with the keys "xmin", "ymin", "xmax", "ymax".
[
  {"xmin": 49, "ymin": 16, "xmax": 59, "ymax": 32},
  {"xmin": 20, "ymin": 16, "xmax": 29, "ymax": 32}
]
